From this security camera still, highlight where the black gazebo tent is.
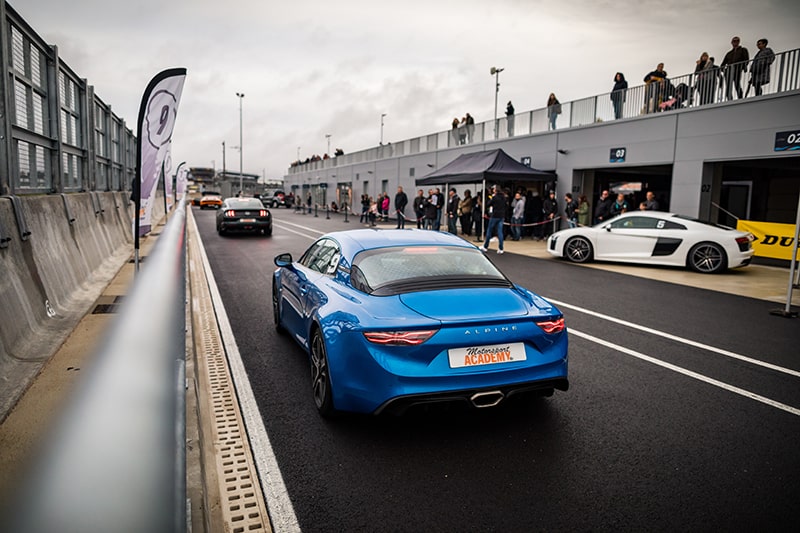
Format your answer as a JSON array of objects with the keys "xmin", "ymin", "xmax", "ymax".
[{"xmin": 415, "ymin": 148, "xmax": 554, "ymax": 187}]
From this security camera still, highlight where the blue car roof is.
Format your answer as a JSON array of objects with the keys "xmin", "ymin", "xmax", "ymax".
[{"xmin": 324, "ymin": 229, "xmax": 475, "ymax": 261}]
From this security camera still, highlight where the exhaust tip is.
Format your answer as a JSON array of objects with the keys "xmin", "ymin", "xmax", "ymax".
[{"xmin": 470, "ymin": 390, "xmax": 504, "ymax": 408}]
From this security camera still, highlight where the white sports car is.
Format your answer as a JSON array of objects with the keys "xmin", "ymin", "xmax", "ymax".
[{"xmin": 546, "ymin": 212, "xmax": 754, "ymax": 274}]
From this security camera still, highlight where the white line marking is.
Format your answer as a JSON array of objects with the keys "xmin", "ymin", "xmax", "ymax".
[
  {"xmin": 192, "ymin": 213, "xmax": 301, "ymax": 532},
  {"xmin": 569, "ymin": 328, "xmax": 800, "ymax": 417},
  {"xmin": 547, "ymin": 297, "xmax": 800, "ymax": 379},
  {"xmin": 272, "ymin": 221, "xmax": 320, "ymax": 240}
]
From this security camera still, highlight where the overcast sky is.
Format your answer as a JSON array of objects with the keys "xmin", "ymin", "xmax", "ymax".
[{"xmin": 13, "ymin": 0, "xmax": 800, "ymax": 182}]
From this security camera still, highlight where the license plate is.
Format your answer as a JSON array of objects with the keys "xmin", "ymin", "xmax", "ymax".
[
  {"xmin": 448, "ymin": 342, "xmax": 526, "ymax": 368},
  {"xmin": 241, "ymin": 218, "xmax": 256, "ymax": 222}
]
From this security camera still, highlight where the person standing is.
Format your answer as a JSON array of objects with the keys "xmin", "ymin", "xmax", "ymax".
[
  {"xmin": 542, "ymin": 190, "xmax": 558, "ymax": 238},
  {"xmin": 527, "ymin": 190, "xmax": 543, "ymax": 240},
  {"xmin": 644, "ymin": 191, "xmax": 660, "ymax": 211},
  {"xmin": 413, "ymin": 189, "xmax": 425, "ymax": 229},
  {"xmin": 643, "ymin": 63, "xmax": 668, "ymax": 113},
  {"xmin": 694, "ymin": 52, "xmax": 720, "ymax": 106},
  {"xmin": 480, "ymin": 186, "xmax": 507, "ymax": 254},
  {"xmin": 721, "ymin": 36, "xmax": 749, "ymax": 100},
  {"xmin": 546, "ymin": 94, "xmax": 561, "ymax": 130},
  {"xmin": 446, "ymin": 188, "xmax": 460, "ymax": 234},
  {"xmin": 465, "ymin": 113, "xmax": 475, "ymax": 143},
  {"xmin": 750, "ymin": 38, "xmax": 775, "ymax": 96},
  {"xmin": 434, "ymin": 187, "xmax": 445, "ymax": 230},
  {"xmin": 564, "ymin": 192, "xmax": 578, "ymax": 228},
  {"xmin": 609, "ymin": 193, "xmax": 630, "ymax": 217},
  {"xmin": 458, "ymin": 189, "xmax": 473, "ymax": 235},
  {"xmin": 451, "ymin": 117, "xmax": 460, "ymax": 146},
  {"xmin": 510, "ymin": 191, "xmax": 525, "ymax": 241},
  {"xmin": 506, "ymin": 101, "xmax": 515, "ymax": 137},
  {"xmin": 577, "ymin": 195, "xmax": 591, "ymax": 226},
  {"xmin": 594, "ymin": 190, "xmax": 613, "ymax": 224},
  {"xmin": 472, "ymin": 193, "xmax": 484, "ymax": 240},
  {"xmin": 611, "ymin": 73, "xmax": 628, "ymax": 120},
  {"xmin": 380, "ymin": 192, "xmax": 390, "ymax": 221},
  {"xmin": 394, "ymin": 186, "xmax": 408, "ymax": 229},
  {"xmin": 423, "ymin": 189, "xmax": 438, "ymax": 230}
]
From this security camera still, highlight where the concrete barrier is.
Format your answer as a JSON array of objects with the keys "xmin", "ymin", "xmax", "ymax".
[{"xmin": 0, "ymin": 192, "xmax": 164, "ymax": 420}]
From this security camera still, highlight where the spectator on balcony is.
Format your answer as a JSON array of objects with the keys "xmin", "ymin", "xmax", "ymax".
[
  {"xmin": 721, "ymin": 36, "xmax": 749, "ymax": 100},
  {"xmin": 506, "ymin": 101, "xmax": 515, "ymax": 137},
  {"xmin": 451, "ymin": 117, "xmax": 460, "ymax": 146},
  {"xmin": 546, "ymin": 93, "xmax": 561, "ymax": 130},
  {"xmin": 643, "ymin": 63, "xmax": 668, "ymax": 113},
  {"xmin": 694, "ymin": 52, "xmax": 721, "ymax": 106},
  {"xmin": 465, "ymin": 113, "xmax": 475, "ymax": 143},
  {"xmin": 611, "ymin": 73, "xmax": 628, "ymax": 119},
  {"xmin": 750, "ymin": 38, "xmax": 775, "ymax": 96}
]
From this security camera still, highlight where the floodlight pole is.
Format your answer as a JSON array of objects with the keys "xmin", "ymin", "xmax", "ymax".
[
  {"xmin": 236, "ymin": 92, "xmax": 244, "ymax": 196},
  {"xmin": 491, "ymin": 67, "xmax": 504, "ymax": 140}
]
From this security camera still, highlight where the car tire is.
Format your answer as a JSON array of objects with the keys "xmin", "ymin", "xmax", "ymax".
[
  {"xmin": 310, "ymin": 327, "xmax": 336, "ymax": 417},
  {"xmin": 263, "ymin": 227, "xmax": 272, "ymax": 237},
  {"xmin": 688, "ymin": 242, "xmax": 727, "ymax": 274},
  {"xmin": 272, "ymin": 282, "xmax": 286, "ymax": 334},
  {"xmin": 564, "ymin": 236, "xmax": 593, "ymax": 263}
]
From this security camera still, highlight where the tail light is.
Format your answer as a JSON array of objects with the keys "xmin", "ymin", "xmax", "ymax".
[
  {"xmin": 260, "ymin": 210, "xmax": 268, "ymax": 217},
  {"xmin": 224, "ymin": 210, "xmax": 235, "ymax": 217},
  {"xmin": 536, "ymin": 317, "xmax": 565, "ymax": 334},
  {"xmin": 735, "ymin": 235, "xmax": 753, "ymax": 251},
  {"xmin": 363, "ymin": 330, "xmax": 437, "ymax": 345}
]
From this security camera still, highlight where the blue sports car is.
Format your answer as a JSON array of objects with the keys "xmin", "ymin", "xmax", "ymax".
[{"xmin": 272, "ymin": 229, "xmax": 568, "ymax": 416}]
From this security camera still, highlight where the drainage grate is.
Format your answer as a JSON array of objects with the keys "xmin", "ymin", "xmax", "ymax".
[
  {"xmin": 91, "ymin": 295, "xmax": 125, "ymax": 314},
  {"xmin": 190, "ymin": 236, "xmax": 271, "ymax": 532}
]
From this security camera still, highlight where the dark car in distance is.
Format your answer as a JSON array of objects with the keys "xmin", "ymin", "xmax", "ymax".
[
  {"xmin": 216, "ymin": 197, "xmax": 272, "ymax": 236},
  {"xmin": 261, "ymin": 190, "xmax": 285, "ymax": 208}
]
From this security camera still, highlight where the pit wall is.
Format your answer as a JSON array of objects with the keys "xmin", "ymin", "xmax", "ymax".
[{"xmin": 0, "ymin": 192, "xmax": 165, "ymax": 420}]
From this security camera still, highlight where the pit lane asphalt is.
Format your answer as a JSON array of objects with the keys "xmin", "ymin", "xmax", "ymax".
[{"xmin": 195, "ymin": 207, "xmax": 800, "ymax": 532}]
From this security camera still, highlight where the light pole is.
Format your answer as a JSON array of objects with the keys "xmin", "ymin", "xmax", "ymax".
[
  {"xmin": 221, "ymin": 141, "xmax": 226, "ymax": 182},
  {"xmin": 325, "ymin": 134, "xmax": 331, "ymax": 156},
  {"xmin": 236, "ymin": 92, "xmax": 244, "ymax": 195},
  {"xmin": 380, "ymin": 113, "xmax": 387, "ymax": 145},
  {"xmin": 490, "ymin": 67, "xmax": 504, "ymax": 139}
]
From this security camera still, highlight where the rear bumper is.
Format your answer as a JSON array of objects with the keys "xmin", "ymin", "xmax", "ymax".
[
  {"xmin": 219, "ymin": 221, "xmax": 272, "ymax": 233},
  {"xmin": 374, "ymin": 377, "xmax": 569, "ymax": 415}
]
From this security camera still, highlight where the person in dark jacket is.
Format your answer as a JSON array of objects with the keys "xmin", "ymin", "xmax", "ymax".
[
  {"xmin": 479, "ymin": 186, "xmax": 507, "ymax": 254},
  {"xmin": 542, "ymin": 190, "xmax": 559, "ymax": 238},
  {"xmin": 721, "ymin": 36, "xmax": 749, "ymax": 100},
  {"xmin": 446, "ymin": 188, "xmax": 460, "ymax": 234},
  {"xmin": 525, "ymin": 190, "xmax": 543, "ymax": 240},
  {"xmin": 611, "ymin": 72, "xmax": 628, "ymax": 119},
  {"xmin": 594, "ymin": 189, "xmax": 613, "ymax": 224},
  {"xmin": 394, "ymin": 186, "xmax": 408, "ymax": 229},
  {"xmin": 423, "ymin": 189, "xmax": 439, "ymax": 230},
  {"xmin": 609, "ymin": 193, "xmax": 630, "ymax": 217},
  {"xmin": 750, "ymin": 38, "xmax": 775, "ymax": 96},
  {"xmin": 412, "ymin": 189, "xmax": 425, "ymax": 229},
  {"xmin": 472, "ymin": 193, "xmax": 484, "ymax": 240},
  {"xmin": 643, "ymin": 63, "xmax": 668, "ymax": 113}
]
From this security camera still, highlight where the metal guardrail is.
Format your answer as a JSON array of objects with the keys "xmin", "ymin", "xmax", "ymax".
[
  {"xmin": 4, "ymin": 197, "xmax": 188, "ymax": 533},
  {"xmin": 289, "ymin": 47, "xmax": 800, "ymax": 174}
]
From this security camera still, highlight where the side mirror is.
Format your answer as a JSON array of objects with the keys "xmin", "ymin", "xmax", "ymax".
[
  {"xmin": 604, "ymin": 225, "xmax": 611, "ymax": 232},
  {"xmin": 274, "ymin": 253, "xmax": 293, "ymax": 268}
]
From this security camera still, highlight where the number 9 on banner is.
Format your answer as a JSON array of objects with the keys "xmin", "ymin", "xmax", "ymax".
[{"xmin": 146, "ymin": 89, "xmax": 179, "ymax": 149}]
